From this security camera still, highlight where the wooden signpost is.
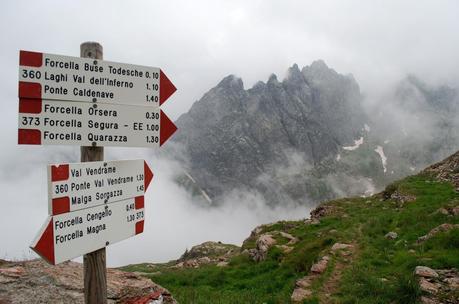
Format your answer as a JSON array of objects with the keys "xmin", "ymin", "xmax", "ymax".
[{"xmin": 20, "ymin": 42, "xmax": 178, "ymax": 304}]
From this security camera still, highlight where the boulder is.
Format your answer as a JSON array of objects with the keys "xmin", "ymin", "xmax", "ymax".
[
  {"xmin": 295, "ymin": 276, "xmax": 312, "ymax": 289},
  {"xmin": 331, "ymin": 243, "xmax": 353, "ymax": 252},
  {"xmin": 415, "ymin": 268, "xmax": 459, "ymax": 303},
  {"xmin": 415, "ymin": 266, "xmax": 439, "ymax": 278},
  {"xmin": 279, "ymin": 231, "xmax": 298, "ymax": 245},
  {"xmin": 417, "ymin": 223, "xmax": 459, "ymax": 243},
  {"xmin": 183, "ymin": 259, "xmax": 199, "ymax": 268},
  {"xmin": 290, "ymin": 276, "xmax": 312, "ymax": 303},
  {"xmin": 420, "ymin": 296, "xmax": 439, "ymax": 304},
  {"xmin": 385, "ymin": 232, "xmax": 398, "ymax": 239},
  {"xmin": 291, "ymin": 287, "xmax": 312, "ymax": 302},
  {"xmin": 197, "ymin": 257, "xmax": 211, "ymax": 264},
  {"xmin": 250, "ymin": 234, "xmax": 277, "ymax": 262},
  {"xmin": 436, "ymin": 208, "xmax": 450, "ymax": 215},
  {"xmin": 310, "ymin": 205, "xmax": 336, "ymax": 219},
  {"xmin": 419, "ymin": 278, "xmax": 439, "ymax": 294},
  {"xmin": 304, "ymin": 218, "xmax": 320, "ymax": 225},
  {"xmin": 310, "ymin": 256, "xmax": 330, "ymax": 274},
  {"xmin": 444, "ymin": 277, "xmax": 459, "ymax": 289}
]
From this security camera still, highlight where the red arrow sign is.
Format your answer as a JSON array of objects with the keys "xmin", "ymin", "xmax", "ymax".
[
  {"xmin": 160, "ymin": 110, "xmax": 177, "ymax": 146},
  {"xmin": 19, "ymin": 50, "xmax": 177, "ymax": 106},
  {"xmin": 47, "ymin": 160, "xmax": 154, "ymax": 215},
  {"xmin": 32, "ymin": 217, "xmax": 55, "ymax": 264},
  {"xmin": 18, "ymin": 99, "xmax": 177, "ymax": 148},
  {"xmin": 159, "ymin": 70, "xmax": 176, "ymax": 106},
  {"xmin": 144, "ymin": 161, "xmax": 154, "ymax": 191},
  {"xmin": 31, "ymin": 196, "xmax": 145, "ymax": 265}
]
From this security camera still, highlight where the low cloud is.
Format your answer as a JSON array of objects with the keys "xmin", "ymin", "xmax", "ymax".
[{"xmin": 0, "ymin": 145, "xmax": 311, "ymax": 267}]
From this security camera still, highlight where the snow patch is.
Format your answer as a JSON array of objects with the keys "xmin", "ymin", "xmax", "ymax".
[
  {"xmin": 201, "ymin": 190, "xmax": 213, "ymax": 205},
  {"xmin": 343, "ymin": 137, "xmax": 364, "ymax": 151},
  {"xmin": 384, "ymin": 139, "xmax": 390, "ymax": 144},
  {"xmin": 185, "ymin": 171, "xmax": 212, "ymax": 204},
  {"xmin": 336, "ymin": 154, "xmax": 341, "ymax": 161},
  {"xmin": 184, "ymin": 171, "xmax": 196, "ymax": 183},
  {"xmin": 374, "ymin": 146, "xmax": 387, "ymax": 173},
  {"xmin": 410, "ymin": 166, "xmax": 416, "ymax": 171},
  {"xmin": 364, "ymin": 124, "xmax": 371, "ymax": 132}
]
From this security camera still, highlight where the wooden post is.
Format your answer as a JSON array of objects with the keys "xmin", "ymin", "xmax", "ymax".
[{"xmin": 80, "ymin": 42, "xmax": 107, "ymax": 304}]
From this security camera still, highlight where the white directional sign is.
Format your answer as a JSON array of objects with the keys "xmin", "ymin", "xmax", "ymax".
[
  {"xmin": 19, "ymin": 50, "xmax": 176, "ymax": 106},
  {"xmin": 48, "ymin": 160, "xmax": 153, "ymax": 215},
  {"xmin": 31, "ymin": 196, "xmax": 145, "ymax": 265},
  {"xmin": 18, "ymin": 98, "xmax": 177, "ymax": 147}
]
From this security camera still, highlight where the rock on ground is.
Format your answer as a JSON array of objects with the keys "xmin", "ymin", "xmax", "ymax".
[
  {"xmin": 415, "ymin": 266, "xmax": 439, "ymax": 278},
  {"xmin": 249, "ymin": 234, "xmax": 277, "ymax": 262},
  {"xmin": 0, "ymin": 259, "xmax": 176, "ymax": 304},
  {"xmin": 419, "ymin": 278, "xmax": 439, "ymax": 294},
  {"xmin": 417, "ymin": 223, "xmax": 459, "ymax": 243},
  {"xmin": 291, "ymin": 287, "xmax": 312, "ymax": 302},
  {"xmin": 310, "ymin": 256, "xmax": 330, "ymax": 274},
  {"xmin": 424, "ymin": 150, "xmax": 459, "ymax": 189},
  {"xmin": 331, "ymin": 243, "xmax": 353, "ymax": 252},
  {"xmin": 291, "ymin": 276, "xmax": 314, "ymax": 302},
  {"xmin": 414, "ymin": 266, "xmax": 459, "ymax": 303},
  {"xmin": 385, "ymin": 231, "xmax": 398, "ymax": 239}
]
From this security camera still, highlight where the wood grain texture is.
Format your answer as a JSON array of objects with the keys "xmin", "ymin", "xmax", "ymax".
[
  {"xmin": 80, "ymin": 41, "xmax": 107, "ymax": 304},
  {"xmin": 83, "ymin": 247, "xmax": 107, "ymax": 304}
]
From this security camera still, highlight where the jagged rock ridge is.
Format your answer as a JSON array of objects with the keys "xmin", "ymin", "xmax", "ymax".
[{"xmin": 172, "ymin": 61, "xmax": 367, "ymax": 205}]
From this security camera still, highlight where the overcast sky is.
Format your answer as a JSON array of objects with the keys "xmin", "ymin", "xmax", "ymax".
[
  {"xmin": 1, "ymin": 0, "xmax": 458, "ymax": 265},
  {"xmin": 2, "ymin": 0, "xmax": 459, "ymax": 120}
]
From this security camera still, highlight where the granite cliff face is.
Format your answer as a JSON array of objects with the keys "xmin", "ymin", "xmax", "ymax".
[{"xmin": 172, "ymin": 61, "xmax": 367, "ymax": 205}]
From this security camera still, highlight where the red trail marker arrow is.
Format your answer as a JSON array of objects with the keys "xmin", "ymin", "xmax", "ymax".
[
  {"xmin": 159, "ymin": 70, "xmax": 177, "ymax": 106},
  {"xmin": 47, "ymin": 160, "xmax": 154, "ymax": 215},
  {"xmin": 160, "ymin": 110, "xmax": 177, "ymax": 146},
  {"xmin": 19, "ymin": 50, "xmax": 177, "ymax": 106},
  {"xmin": 31, "ymin": 197, "xmax": 146, "ymax": 265}
]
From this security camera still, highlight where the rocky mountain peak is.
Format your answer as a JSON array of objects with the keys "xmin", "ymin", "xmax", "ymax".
[
  {"xmin": 216, "ymin": 74, "xmax": 244, "ymax": 91},
  {"xmin": 172, "ymin": 60, "xmax": 368, "ymax": 204},
  {"xmin": 396, "ymin": 74, "xmax": 458, "ymax": 113},
  {"xmin": 250, "ymin": 80, "xmax": 266, "ymax": 91},
  {"xmin": 301, "ymin": 59, "xmax": 357, "ymax": 90},
  {"xmin": 267, "ymin": 73, "xmax": 279, "ymax": 84},
  {"xmin": 309, "ymin": 59, "xmax": 328, "ymax": 70},
  {"xmin": 284, "ymin": 63, "xmax": 305, "ymax": 84}
]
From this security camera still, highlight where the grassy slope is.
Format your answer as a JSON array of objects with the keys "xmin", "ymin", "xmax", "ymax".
[{"xmin": 122, "ymin": 173, "xmax": 459, "ymax": 303}]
